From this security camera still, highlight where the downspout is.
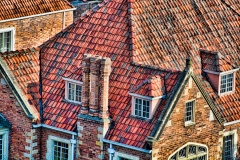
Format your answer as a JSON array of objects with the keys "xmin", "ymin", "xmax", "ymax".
[
  {"xmin": 108, "ymin": 143, "xmax": 115, "ymax": 160},
  {"xmin": 63, "ymin": 11, "xmax": 66, "ymax": 29},
  {"xmin": 70, "ymin": 134, "xmax": 76, "ymax": 160},
  {"xmin": 102, "ymin": 138, "xmax": 152, "ymax": 160}
]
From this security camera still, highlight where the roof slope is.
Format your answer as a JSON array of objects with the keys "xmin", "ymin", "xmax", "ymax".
[
  {"xmin": 0, "ymin": 48, "xmax": 40, "ymax": 120},
  {"xmin": 40, "ymin": 0, "xmax": 182, "ymax": 148},
  {"xmin": 132, "ymin": 0, "xmax": 240, "ymax": 71},
  {"xmin": 38, "ymin": 0, "xmax": 239, "ymax": 148},
  {"xmin": 0, "ymin": 0, "xmax": 73, "ymax": 20}
]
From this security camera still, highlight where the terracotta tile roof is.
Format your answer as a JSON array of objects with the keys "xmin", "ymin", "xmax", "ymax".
[
  {"xmin": 131, "ymin": 0, "xmax": 240, "ymax": 123},
  {"xmin": 40, "ymin": 0, "xmax": 182, "ymax": 147},
  {"xmin": 130, "ymin": 75, "xmax": 164, "ymax": 97},
  {"xmin": 0, "ymin": 0, "xmax": 73, "ymax": 20},
  {"xmin": 200, "ymin": 48, "xmax": 235, "ymax": 72},
  {"xmin": 0, "ymin": 48, "xmax": 40, "ymax": 119},
  {"xmin": 225, "ymin": 0, "xmax": 240, "ymax": 14},
  {"xmin": 38, "ymin": 0, "xmax": 240, "ymax": 148}
]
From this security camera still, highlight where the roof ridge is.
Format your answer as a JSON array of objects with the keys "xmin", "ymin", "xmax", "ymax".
[
  {"xmin": 0, "ymin": 47, "xmax": 39, "ymax": 57},
  {"xmin": 40, "ymin": 0, "xmax": 112, "ymax": 49},
  {"xmin": 131, "ymin": 62, "xmax": 180, "ymax": 73},
  {"xmin": 74, "ymin": 0, "xmax": 112, "ymax": 24}
]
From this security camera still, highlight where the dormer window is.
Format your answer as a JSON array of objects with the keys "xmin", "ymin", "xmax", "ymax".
[
  {"xmin": 220, "ymin": 73, "xmax": 233, "ymax": 94},
  {"xmin": 200, "ymin": 49, "xmax": 239, "ymax": 96},
  {"xmin": 67, "ymin": 82, "xmax": 82, "ymax": 103},
  {"xmin": 134, "ymin": 98, "xmax": 150, "ymax": 118},
  {"xmin": 63, "ymin": 77, "xmax": 82, "ymax": 104}
]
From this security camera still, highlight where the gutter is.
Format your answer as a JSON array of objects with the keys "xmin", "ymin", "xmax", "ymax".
[
  {"xmin": 0, "ymin": 8, "xmax": 76, "ymax": 23},
  {"xmin": 33, "ymin": 124, "xmax": 77, "ymax": 135},
  {"xmin": 147, "ymin": 67, "xmax": 191, "ymax": 142},
  {"xmin": 101, "ymin": 138, "xmax": 152, "ymax": 154},
  {"xmin": 0, "ymin": 65, "xmax": 34, "ymax": 119},
  {"xmin": 224, "ymin": 120, "xmax": 240, "ymax": 126}
]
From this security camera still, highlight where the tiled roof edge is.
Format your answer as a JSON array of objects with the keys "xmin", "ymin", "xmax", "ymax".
[
  {"xmin": 191, "ymin": 74, "xmax": 225, "ymax": 124},
  {"xmin": 221, "ymin": 0, "xmax": 240, "ymax": 16},
  {"xmin": 74, "ymin": 0, "xmax": 111, "ymax": 24},
  {"xmin": 40, "ymin": 0, "xmax": 111, "ymax": 49},
  {"xmin": 146, "ymin": 67, "xmax": 192, "ymax": 143},
  {"xmin": 131, "ymin": 62, "xmax": 180, "ymax": 73},
  {"xmin": 127, "ymin": 0, "xmax": 136, "ymax": 62},
  {"xmin": 0, "ymin": 50, "xmax": 39, "ymax": 121}
]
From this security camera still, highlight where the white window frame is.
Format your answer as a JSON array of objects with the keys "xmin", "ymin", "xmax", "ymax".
[
  {"xmin": 46, "ymin": 135, "xmax": 72, "ymax": 160},
  {"xmin": 222, "ymin": 130, "xmax": 238, "ymax": 160},
  {"xmin": 185, "ymin": 100, "xmax": 195, "ymax": 126},
  {"xmin": 0, "ymin": 129, "xmax": 9, "ymax": 160},
  {"xmin": 113, "ymin": 151, "xmax": 139, "ymax": 160},
  {"xmin": 63, "ymin": 77, "xmax": 82, "ymax": 104},
  {"xmin": 133, "ymin": 97, "xmax": 150, "ymax": 119},
  {"xmin": 0, "ymin": 27, "xmax": 15, "ymax": 52},
  {"xmin": 168, "ymin": 142, "xmax": 208, "ymax": 160},
  {"xmin": 219, "ymin": 72, "xmax": 235, "ymax": 96}
]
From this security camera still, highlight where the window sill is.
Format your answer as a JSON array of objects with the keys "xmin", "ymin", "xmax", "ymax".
[
  {"xmin": 130, "ymin": 115, "xmax": 151, "ymax": 122},
  {"xmin": 62, "ymin": 98, "xmax": 82, "ymax": 106},
  {"xmin": 184, "ymin": 121, "xmax": 195, "ymax": 127}
]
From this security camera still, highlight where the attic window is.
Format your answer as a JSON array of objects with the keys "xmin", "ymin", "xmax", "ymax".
[
  {"xmin": 220, "ymin": 73, "xmax": 233, "ymax": 94},
  {"xmin": 134, "ymin": 98, "xmax": 150, "ymax": 118},
  {"xmin": 63, "ymin": 77, "xmax": 82, "ymax": 104}
]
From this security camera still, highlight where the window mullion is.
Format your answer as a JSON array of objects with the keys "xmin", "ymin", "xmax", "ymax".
[{"xmin": 74, "ymin": 83, "xmax": 76, "ymax": 101}]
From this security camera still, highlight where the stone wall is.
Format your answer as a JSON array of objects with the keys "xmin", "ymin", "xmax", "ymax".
[{"xmin": 0, "ymin": 11, "xmax": 73, "ymax": 50}]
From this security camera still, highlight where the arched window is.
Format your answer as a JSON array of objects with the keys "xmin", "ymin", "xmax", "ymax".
[{"xmin": 168, "ymin": 143, "xmax": 208, "ymax": 160}]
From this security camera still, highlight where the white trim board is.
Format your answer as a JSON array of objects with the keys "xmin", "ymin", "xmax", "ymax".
[{"xmin": 0, "ymin": 8, "xmax": 76, "ymax": 23}]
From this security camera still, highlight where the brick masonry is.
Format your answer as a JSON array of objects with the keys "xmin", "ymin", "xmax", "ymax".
[
  {"xmin": 0, "ymin": 11, "xmax": 73, "ymax": 50},
  {"xmin": 0, "ymin": 74, "xmax": 33, "ymax": 159},
  {"xmin": 152, "ymin": 77, "xmax": 223, "ymax": 160}
]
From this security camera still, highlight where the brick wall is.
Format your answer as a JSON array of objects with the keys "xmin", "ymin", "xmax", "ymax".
[
  {"xmin": 207, "ymin": 73, "xmax": 219, "ymax": 92},
  {"xmin": 77, "ymin": 118, "xmax": 107, "ymax": 160},
  {"xmin": 152, "ymin": 77, "xmax": 223, "ymax": 160},
  {"xmin": 0, "ymin": 74, "xmax": 33, "ymax": 159},
  {"xmin": 38, "ymin": 128, "xmax": 73, "ymax": 159},
  {"xmin": 0, "ymin": 11, "xmax": 73, "ymax": 50}
]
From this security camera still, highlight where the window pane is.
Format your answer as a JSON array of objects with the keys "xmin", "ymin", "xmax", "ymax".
[
  {"xmin": 68, "ymin": 83, "xmax": 75, "ymax": 101},
  {"xmin": 0, "ymin": 135, "xmax": 2, "ymax": 160},
  {"xmin": 185, "ymin": 101, "xmax": 194, "ymax": 122},
  {"xmin": 224, "ymin": 135, "xmax": 233, "ymax": 159},
  {"xmin": 53, "ymin": 141, "xmax": 68, "ymax": 160},
  {"xmin": 170, "ymin": 144, "xmax": 207, "ymax": 160},
  {"xmin": 75, "ymin": 85, "xmax": 82, "ymax": 102},
  {"xmin": 220, "ymin": 73, "xmax": 233, "ymax": 93},
  {"xmin": 134, "ymin": 98, "xmax": 149, "ymax": 118}
]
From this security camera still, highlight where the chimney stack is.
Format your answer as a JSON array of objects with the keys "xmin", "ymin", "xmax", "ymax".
[
  {"xmin": 99, "ymin": 58, "xmax": 111, "ymax": 119},
  {"xmin": 80, "ymin": 54, "xmax": 91, "ymax": 114},
  {"xmin": 89, "ymin": 56, "xmax": 102, "ymax": 117},
  {"xmin": 80, "ymin": 54, "xmax": 111, "ymax": 119}
]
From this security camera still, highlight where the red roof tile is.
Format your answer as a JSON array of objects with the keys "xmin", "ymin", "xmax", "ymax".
[
  {"xmin": 13, "ymin": 0, "xmax": 239, "ymax": 149},
  {"xmin": 0, "ymin": 0, "xmax": 73, "ymax": 20},
  {"xmin": 0, "ymin": 48, "xmax": 40, "ymax": 119}
]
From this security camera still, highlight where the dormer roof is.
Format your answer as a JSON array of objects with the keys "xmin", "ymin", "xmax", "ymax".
[
  {"xmin": 130, "ymin": 75, "xmax": 164, "ymax": 98},
  {"xmin": 200, "ymin": 48, "xmax": 236, "ymax": 72}
]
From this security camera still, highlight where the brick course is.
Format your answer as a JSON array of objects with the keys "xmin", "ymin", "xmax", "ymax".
[
  {"xmin": 152, "ymin": 77, "xmax": 223, "ymax": 160},
  {"xmin": 0, "ymin": 74, "xmax": 33, "ymax": 159},
  {"xmin": 0, "ymin": 11, "xmax": 73, "ymax": 50}
]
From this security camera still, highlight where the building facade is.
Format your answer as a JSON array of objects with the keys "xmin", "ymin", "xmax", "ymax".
[{"xmin": 0, "ymin": 0, "xmax": 239, "ymax": 160}]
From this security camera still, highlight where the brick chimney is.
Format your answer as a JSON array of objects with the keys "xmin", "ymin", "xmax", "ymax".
[
  {"xmin": 80, "ymin": 54, "xmax": 111, "ymax": 118},
  {"xmin": 99, "ymin": 58, "xmax": 111, "ymax": 119},
  {"xmin": 78, "ymin": 54, "xmax": 111, "ymax": 159},
  {"xmin": 89, "ymin": 56, "xmax": 101, "ymax": 116},
  {"xmin": 80, "ymin": 54, "xmax": 91, "ymax": 114}
]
